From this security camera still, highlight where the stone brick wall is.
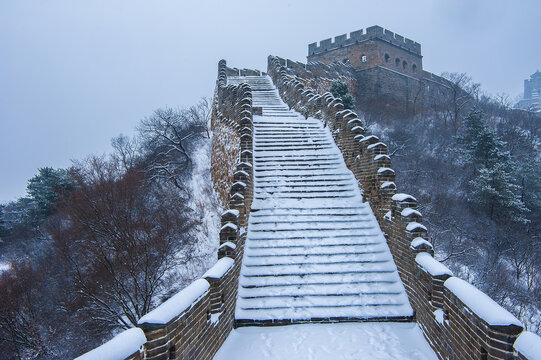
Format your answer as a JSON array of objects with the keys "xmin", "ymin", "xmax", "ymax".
[
  {"xmin": 75, "ymin": 59, "xmax": 256, "ymax": 360},
  {"xmin": 268, "ymin": 54, "xmax": 541, "ymax": 360},
  {"xmin": 308, "ymin": 26, "xmax": 422, "ymax": 68}
]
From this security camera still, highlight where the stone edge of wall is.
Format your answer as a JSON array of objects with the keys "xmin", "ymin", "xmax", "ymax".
[
  {"xmin": 267, "ymin": 54, "xmax": 541, "ymax": 360},
  {"xmin": 74, "ymin": 59, "xmax": 256, "ymax": 360}
]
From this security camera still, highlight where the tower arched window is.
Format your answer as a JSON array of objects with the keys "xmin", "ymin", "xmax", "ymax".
[
  {"xmin": 412, "ymin": 64, "xmax": 417, "ymax": 73},
  {"xmin": 361, "ymin": 54, "xmax": 367, "ymax": 63},
  {"xmin": 395, "ymin": 58, "xmax": 400, "ymax": 67},
  {"xmin": 384, "ymin": 54, "xmax": 390, "ymax": 63},
  {"xmin": 403, "ymin": 60, "xmax": 408, "ymax": 70}
]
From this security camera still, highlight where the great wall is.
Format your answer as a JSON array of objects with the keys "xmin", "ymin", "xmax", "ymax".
[{"xmin": 75, "ymin": 27, "xmax": 541, "ymax": 360}]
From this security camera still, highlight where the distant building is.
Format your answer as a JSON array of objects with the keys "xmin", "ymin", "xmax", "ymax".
[
  {"xmin": 307, "ymin": 26, "xmax": 451, "ymax": 115},
  {"xmin": 517, "ymin": 70, "xmax": 541, "ymax": 111}
]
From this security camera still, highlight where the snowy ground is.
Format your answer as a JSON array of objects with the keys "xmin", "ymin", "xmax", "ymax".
[
  {"xmin": 0, "ymin": 261, "xmax": 10, "ymax": 273},
  {"xmin": 213, "ymin": 323, "xmax": 438, "ymax": 360},
  {"xmin": 186, "ymin": 137, "xmax": 221, "ymax": 278}
]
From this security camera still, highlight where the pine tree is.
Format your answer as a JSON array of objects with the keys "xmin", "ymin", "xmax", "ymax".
[
  {"xmin": 330, "ymin": 81, "xmax": 354, "ymax": 110},
  {"xmin": 26, "ymin": 167, "xmax": 73, "ymax": 219},
  {"xmin": 458, "ymin": 109, "xmax": 528, "ymax": 223}
]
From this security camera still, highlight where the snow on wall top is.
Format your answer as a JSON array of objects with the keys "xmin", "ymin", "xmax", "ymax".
[
  {"xmin": 406, "ymin": 222, "xmax": 427, "ymax": 232},
  {"xmin": 392, "ymin": 193, "xmax": 417, "ymax": 202},
  {"xmin": 444, "ymin": 277, "xmax": 522, "ymax": 327},
  {"xmin": 401, "ymin": 208, "xmax": 422, "ymax": 217},
  {"xmin": 514, "ymin": 331, "xmax": 541, "ymax": 360},
  {"xmin": 203, "ymin": 257, "xmax": 234, "ymax": 280},
  {"xmin": 138, "ymin": 279, "xmax": 210, "ymax": 325},
  {"xmin": 74, "ymin": 328, "xmax": 146, "ymax": 360},
  {"xmin": 410, "ymin": 237, "xmax": 433, "ymax": 250},
  {"xmin": 415, "ymin": 253, "xmax": 452, "ymax": 277}
]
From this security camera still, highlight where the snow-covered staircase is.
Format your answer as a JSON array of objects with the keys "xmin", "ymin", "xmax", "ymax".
[{"xmin": 228, "ymin": 76, "xmax": 413, "ymax": 325}]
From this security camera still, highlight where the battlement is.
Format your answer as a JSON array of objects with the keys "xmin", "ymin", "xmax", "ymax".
[{"xmin": 308, "ymin": 25, "xmax": 422, "ymax": 57}]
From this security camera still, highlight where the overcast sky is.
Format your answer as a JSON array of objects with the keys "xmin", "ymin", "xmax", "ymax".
[{"xmin": 1, "ymin": 0, "xmax": 540, "ymax": 203}]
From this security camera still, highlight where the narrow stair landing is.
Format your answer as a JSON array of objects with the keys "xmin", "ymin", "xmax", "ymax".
[{"xmin": 228, "ymin": 75, "xmax": 413, "ymax": 325}]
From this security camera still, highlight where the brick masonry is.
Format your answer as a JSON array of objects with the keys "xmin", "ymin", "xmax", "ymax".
[
  {"xmin": 308, "ymin": 26, "xmax": 456, "ymax": 116},
  {"xmin": 76, "ymin": 55, "xmax": 540, "ymax": 360},
  {"xmin": 267, "ymin": 55, "xmax": 540, "ymax": 360}
]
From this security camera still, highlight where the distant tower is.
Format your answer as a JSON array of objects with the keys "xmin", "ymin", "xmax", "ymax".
[
  {"xmin": 307, "ymin": 25, "xmax": 423, "ymax": 78},
  {"xmin": 518, "ymin": 70, "xmax": 541, "ymax": 111}
]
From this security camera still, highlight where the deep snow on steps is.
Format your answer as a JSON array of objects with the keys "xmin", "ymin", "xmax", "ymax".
[{"xmin": 228, "ymin": 76, "xmax": 412, "ymax": 323}]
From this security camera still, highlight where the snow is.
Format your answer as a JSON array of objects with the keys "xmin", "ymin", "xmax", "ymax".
[
  {"xmin": 223, "ymin": 209, "xmax": 240, "ymax": 217},
  {"xmin": 406, "ymin": 222, "xmax": 427, "ymax": 232},
  {"xmin": 74, "ymin": 328, "xmax": 146, "ymax": 360},
  {"xmin": 137, "ymin": 279, "xmax": 210, "ymax": 325},
  {"xmin": 219, "ymin": 241, "xmax": 236, "ymax": 250},
  {"xmin": 374, "ymin": 154, "xmax": 390, "ymax": 161},
  {"xmin": 401, "ymin": 208, "xmax": 422, "ymax": 217},
  {"xmin": 0, "ymin": 262, "xmax": 11, "ymax": 273},
  {"xmin": 184, "ymin": 133, "xmax": 221, "ymax": 286},
  {"xmin": 377, "ymin": 167, "xmax": 395, "ymax": 174},
  {"xmin": 514, "ymin": 331, "xmax": 541, "ymax": 360},
  {"xmin": 233, "ymin": 75, "xmax": 412, "ymax": 322},
  {"xmin": 367, "ymin": 142, "xmax": 386, "ymax": 150},
  {"xmin": 359, "ymin": 135, "xmax": 379, "ymax": 144},
  {"xmin": 433, "ymin": 309, "xmax": 445, "ymax": 325},
  {"xmin": 415, "ymin": 253, "xmax": 453, "ymax": 276},
  {"xmin": 202, "ymin": 257, "xmax": 234, "ymax": 280},
  {"xmin": 213, "ymin": 323, "xmax": 438, "ymax": 360},
  {"xmin": 210, "ymin": 312, "xmax": 222, "ymax": 324},
  {"xmin": 392, "ymin": 193, "xmax": 417, "ymax": 202},
  {"xmin": 444, "ymin": 277, "xmax": 523, "ymax": 327},
  {"xmin": 221, "ymin": 222, "xmax": 238, "ymax": 231},
  {"xmin": 380, "ymin": 181, "xmax": 395, "ymax": 189},
  {"xmin": 410, "ymin": 237, "xmax": 433, "ymax": 250}
]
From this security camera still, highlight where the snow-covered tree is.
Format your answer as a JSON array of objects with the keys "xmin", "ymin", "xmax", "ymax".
[
  {"xmin": 330, "ymin": 81, "xmax": 354, "ymax": 110},
  {"xmin": 458, "ymin": 110, "xmax": 528, "ymax": 223},
  {"xmin": 137, "ymin": 100, "xmax": 210, "ymax": 190},
  {"xmin": 26, "ymin": 167, "xmax": 73, "ymax": 220}
]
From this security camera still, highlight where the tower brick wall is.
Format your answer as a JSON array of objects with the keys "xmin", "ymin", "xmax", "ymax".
[{"xmin": 308, "ymin": 26, "xmax": 423, "ymax": 78}]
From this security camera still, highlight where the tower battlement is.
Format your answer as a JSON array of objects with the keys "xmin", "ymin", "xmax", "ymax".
[{"xmin": 308, "ymin": 25, "xmax": 421, "ymax": 57}]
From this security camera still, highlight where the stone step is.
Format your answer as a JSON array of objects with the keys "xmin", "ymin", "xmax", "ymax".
[{"xmin": 234, "ymin": 75, "xmax": 412, "ymax": 324}]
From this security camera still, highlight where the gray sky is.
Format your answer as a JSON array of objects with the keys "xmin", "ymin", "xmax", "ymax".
[{"xmin": 1, "ymin": 0, "xmax": 540, "ymax": 203}]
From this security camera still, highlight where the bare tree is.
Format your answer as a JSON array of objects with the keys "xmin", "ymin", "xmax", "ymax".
[
  {"xmin": 439, "ymin": 72, "xmax": 480, "ymax": 134},
  {"xmin": 137, "ymin": 99, "xmax": 211, "ymax": 190},
  {"xmin": 50, "ymin": 157, "xmax": 195, "ymax": 329},
  {"xmin": 111, "ymin": 134, "xmax": 140, "ymax": 172},
  {"xmin": 0, "ymin": 263, "xmax": 45, "ymax": 359}
]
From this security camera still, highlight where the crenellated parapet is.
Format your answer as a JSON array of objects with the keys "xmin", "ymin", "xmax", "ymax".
[
  {"xmin": 267, "ymin": 54, "xmax": 541, "ymax": 360},
  {"xmin": 308, "ymin": 25, "xmax": 421, "ymax": 57}
]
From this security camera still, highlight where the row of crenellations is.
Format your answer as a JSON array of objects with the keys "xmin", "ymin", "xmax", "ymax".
[
  {"xmin": 267, "ymin": 54, "xmax": 540, "ymax": 360},
  {"xmin": 308, "ymin": 26, "xmax": 421, "ymax": 56}
]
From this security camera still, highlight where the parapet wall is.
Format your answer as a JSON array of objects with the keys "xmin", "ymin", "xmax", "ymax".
[
  {"xmin": 267, "ymin": 54, "xmax": 541, "ymax": 360},
  {"xmin": 75, "ymin": 60, "xmax": 257, "ymax": 360},
  {"xmin": 308, "ymin": 25, "xmax": 421, "ymax": 57}
]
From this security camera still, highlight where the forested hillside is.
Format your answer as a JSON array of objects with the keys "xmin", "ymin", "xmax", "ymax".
[
  {"xmin": 360, "ymin": 74, "xmax": 541, "ymax": 333},
  {"xmin": 0, "ymin": 100, "xmax": 220, "ymax": 359}
]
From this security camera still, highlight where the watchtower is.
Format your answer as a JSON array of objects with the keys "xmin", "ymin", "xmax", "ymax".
[{"xmin": 308, "ymin": 25, "xmax": 423, "ymax": 79}]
